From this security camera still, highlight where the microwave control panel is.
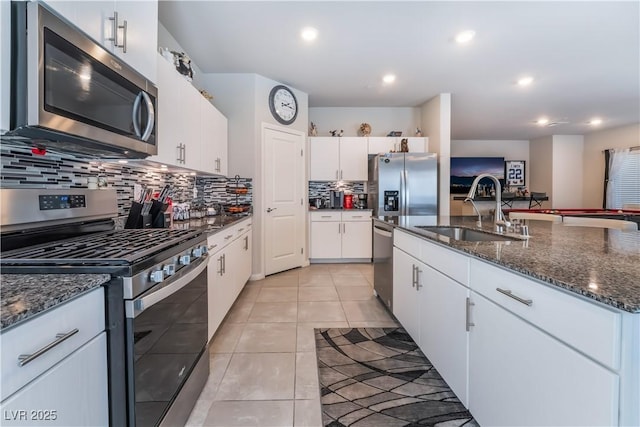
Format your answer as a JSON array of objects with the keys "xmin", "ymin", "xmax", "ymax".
[{"xmin": 39, "ymin": 194, "xmax": 87, "ymax": 210}]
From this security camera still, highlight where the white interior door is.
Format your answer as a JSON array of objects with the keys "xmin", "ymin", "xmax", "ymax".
[{"xmin": 263, "ymin": 126, "xmax": 305, "ymax": 275}]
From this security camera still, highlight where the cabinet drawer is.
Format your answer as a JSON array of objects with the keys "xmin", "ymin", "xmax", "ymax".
[
  {"xmin": 394, "ymin": 229, "xmax": 421, "ymax": 260},
  {"xmin": 1, "ymin": 287, "xmax": 105, "ymax": 400},
  {"xmin": 310, "ymin": 211, "xmax": 341, "ymax": 221},
  {"xmin": 420, "ymin": 240, "xmax": 469, "ymax": 286},
  {"xmin": 470, "ymin": 259, "xmax": 621, "ymax": 369},
  {"xmin": 342, "ymin": 211, "xmax": 371, "ymax": 221}
]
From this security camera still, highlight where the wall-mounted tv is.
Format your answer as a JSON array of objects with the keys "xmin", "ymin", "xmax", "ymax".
[{"xmin": 450, "ymin": 157, "xmax": 505, "ymax": 194}]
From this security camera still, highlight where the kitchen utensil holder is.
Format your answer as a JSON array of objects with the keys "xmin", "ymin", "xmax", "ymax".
[{"xmin": 125, "ymin": 201, "xmax": 170, "ymax": 229}]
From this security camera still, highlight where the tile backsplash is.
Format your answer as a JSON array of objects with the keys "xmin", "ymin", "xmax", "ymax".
[
  {"xmin": 0, "ymin": 145, "xmax": 251, "ymax": 217},
  {"xmin": 308, "ymin": 181, "xmax": 365, "ymax": 201}
]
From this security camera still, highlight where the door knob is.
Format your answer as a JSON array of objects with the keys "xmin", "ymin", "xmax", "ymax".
[{"xmin": 266, "ymin": 207, "xmax": 277, "ymax": 212}]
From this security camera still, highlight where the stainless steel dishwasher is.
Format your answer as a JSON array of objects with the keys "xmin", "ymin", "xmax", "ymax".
[{"xmin": 373, "ymin": 219, "xmax": 394, "ymax": 311}]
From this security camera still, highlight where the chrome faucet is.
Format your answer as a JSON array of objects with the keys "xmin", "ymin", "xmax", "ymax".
[{"xmin": 464, "ymin": 173, "xmax": 510, "ymax": 232}]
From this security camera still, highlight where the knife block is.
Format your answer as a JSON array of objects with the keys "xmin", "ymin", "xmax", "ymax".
[{"xmin": 125, "ymin": 202, "xmax": 166, "ymax": 229}]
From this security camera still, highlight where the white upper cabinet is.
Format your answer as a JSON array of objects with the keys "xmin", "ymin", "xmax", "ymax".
[
  {"xmin": 151, "ymin": 54, "xmax": 228, "ymax": 175},
  {"xmin": 309, "ymin": 137, "xmax": 367, "ymax": 181},
  {"xmin": 45, "ymin": 0, "xmax": 158, "ymax": 82},
  {"xmin": 201, "ymin": 98, "xmax": 228, "ymax": 176},
  {"xmin": 338, "ymin": 137, "xmax": 368, "ymax": 180}
]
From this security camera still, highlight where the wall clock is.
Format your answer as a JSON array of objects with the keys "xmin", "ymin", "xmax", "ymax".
[
  {"xmin": 268, "ymin": 85, "xmax": 298, "ymax": 125},
  {"xmin": 505, "ymin": 160, "xmax": 526, "ymax": 186}
]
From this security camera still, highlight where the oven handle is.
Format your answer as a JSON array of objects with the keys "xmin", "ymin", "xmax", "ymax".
[{"xmin": 125, "ymin": 254, "xmax": 208, "ymax": 319}]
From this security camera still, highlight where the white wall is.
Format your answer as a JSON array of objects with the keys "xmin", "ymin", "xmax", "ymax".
[
  {"xmin": 552, "ymin": 135, "xmax": 584, "ymax": 209},
  {"xmin": 309, "ymin": 107, "xmax": 421, "ymax": 138},
  {"xmin": 1, "ymin": 0, "xmax": 10, "ymax": 133},
  {"xmin": 421, "ymin": 94, "xmax": 451, "ymax": 216},
  {"xmin": 199, "ymin": 72, "xmax": 309, "ymax": 279},
  {"xmin": 529, "ymin": 136, "xmax": 554, "ymax": 207},
  {"xmin": 582, "ymin": 123, "xmax": 640, "ymax": 208}
]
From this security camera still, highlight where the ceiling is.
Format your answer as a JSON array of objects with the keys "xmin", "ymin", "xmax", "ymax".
[{"xmin": 158, "ymin": 1, "xmax": 640, "ymax": 140}]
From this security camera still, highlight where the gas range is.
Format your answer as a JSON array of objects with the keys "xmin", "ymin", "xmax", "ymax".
[{"xmin": 0, "ymin": 188, "xmax": 209, "ymax": 427}]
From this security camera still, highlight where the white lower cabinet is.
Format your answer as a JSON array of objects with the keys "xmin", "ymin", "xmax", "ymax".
[
  {"xmin": 206, "ymin": 219, "xmax": 252, "ymax": 341},
  {"xmin": 468, "ymin": 292, "xmax": 619, "ymax": 426},
  {"xmin": 393, "ymin": 238, "xmax": 469, "ymax": 405},
  {"xmin": 0, "ymin": 287, "xmax": 108, "ymax": 426},
  {"xmin": 418, "ymin": 263, "xmax": 469, "ymax": 406},
  {"xmin": 393, "ymin": 229, "xmax": 626, "ymax": 425},
  {"xmin": 392, "ymin": 247, "xmax": 422, "ymax": 342},
  {"xmin": 0, "ymin": 334, "xmax": 109, "ymax": 427},
  {"xmin": 309, "ymin": 211, "xmax": 372, "ymax": 261}
]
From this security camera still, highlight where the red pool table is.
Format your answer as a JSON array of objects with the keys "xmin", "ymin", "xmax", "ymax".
[{"xmin": 505, "ymin": 208, "xmax": 640, "ymax": 224}]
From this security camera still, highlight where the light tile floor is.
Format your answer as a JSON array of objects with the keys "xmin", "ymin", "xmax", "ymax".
[{"xmin": 186, "ymin": 263, "xmax": 398, "ymax": 427}]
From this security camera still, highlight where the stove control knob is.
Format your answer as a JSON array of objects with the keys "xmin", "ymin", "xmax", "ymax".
[
  {"xmin": 201, "ymin": 245, "xmax": 208, "ymax": 255},
  {"xmin": 179, "ymin": 255, "xmax": 191, "ymax": 266},
  {"xmin": 149, "ymin": 270, "xmax": 164, "ymax": 283},
  {"xmin": 163, "ymin": 264, "xmax": 176, "ymax": 276},
  {"xmin": 192, "ymin": 247, "xmax": 204, "ymax": 258}
]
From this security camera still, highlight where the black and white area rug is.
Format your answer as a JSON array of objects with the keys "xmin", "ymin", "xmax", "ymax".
[{"xmin": 315, "ymin": 328, "xmax": 477, "ymax": 427}]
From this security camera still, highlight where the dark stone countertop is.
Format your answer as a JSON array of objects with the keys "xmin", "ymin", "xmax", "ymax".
[
  {"xmin": 308, "ymin": 208, "xmax": 372, "ymax": 212},
  {"xmin": 171, "ymin": 214, "xmax": 252, "ymax": 234},
  {"xmin": 0, "ymin": 274, "xmax": 111, "ymax": 330},
  {"xmin": 377, "ymin": 215, "xmax": 640, "ymax": 313}
]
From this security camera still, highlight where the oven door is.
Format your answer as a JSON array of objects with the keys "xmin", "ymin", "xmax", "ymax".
[{"xmin": 125, "ymin": 255, "xmax": 208, "ymax": 427}]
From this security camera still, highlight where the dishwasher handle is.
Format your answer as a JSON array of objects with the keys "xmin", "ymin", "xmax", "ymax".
[{"xmin": 373, "ymin": 225, "xmax": 393, "ymax": 238}]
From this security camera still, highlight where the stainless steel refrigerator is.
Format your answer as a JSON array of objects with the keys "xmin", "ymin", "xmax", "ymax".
[
  {"xmin": 368, "ymin": 152, "xmax": 438, "ymax": 217},
  {"xmin": 368, "ymin": 152, "xmax": 438, "ymax": 312}
]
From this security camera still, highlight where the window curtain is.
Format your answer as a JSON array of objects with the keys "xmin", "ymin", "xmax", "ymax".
[{"xmin": 605, "ymin": 148, "xmax": 631, "ymax": 209}]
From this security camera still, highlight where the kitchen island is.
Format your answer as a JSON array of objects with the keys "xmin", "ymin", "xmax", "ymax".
[{"xmin": 381, "ymin": 215, "xmax": 639, "ymax": 426}]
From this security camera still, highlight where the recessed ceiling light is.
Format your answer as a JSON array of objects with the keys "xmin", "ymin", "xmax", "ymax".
[
  {"xmin": 118, "ymin": 160, "xmax": 128, "ymax": 164},
  {"xmin": 589, "ymin": 118, "xmax": 603, "ymax": 126},
  {"xmin": 160, "ymin": 164, "xmax": 168, "ymax": 169},
  {"xmin": 301, "ymin": 27, "xmax": 318, "ymax": 42},
  {"xmin": 190, "ymin": 172, "xmax": 196, "ymax": 176},
  {"xmin": 536, "ymin": 117, "xmax": 549, "ymax": 126},
  {"xmin": 517, "ymin": 76, "xmax": 534, "ymax": 86},
  {"xmin": 455, "ymin": 30, "xmax": 476, "ymax": 44},
  {"xmin": 382, "ymin": 74, "xmax": 396, "ymax": 84}
]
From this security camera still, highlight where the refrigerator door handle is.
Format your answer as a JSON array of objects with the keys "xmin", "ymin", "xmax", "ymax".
[{"xmin": 403, "ymin": 169, "xmax": 409, "ymax": 215}]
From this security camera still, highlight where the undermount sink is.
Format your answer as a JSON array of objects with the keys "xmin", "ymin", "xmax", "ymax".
[{"xmin": 415, "ymin": 226, "xmax": 520, "ymax": 242}]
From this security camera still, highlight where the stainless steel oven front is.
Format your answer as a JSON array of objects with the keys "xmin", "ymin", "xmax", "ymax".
[
  {"xmin": 9, "ymin": 2, "xmax": 157, "ymax": 158},
  {"xmin": 124, "ymin": 254, "xmax": 208, "ymax": 427}
]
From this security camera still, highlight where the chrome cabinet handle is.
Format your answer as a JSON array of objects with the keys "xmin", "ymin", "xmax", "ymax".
[
  {"xmin": 208, "ymin": 244, "xmax": 218, "ymax": 251},
  {"xmin": 222, "ymin": 254, "xmax": 226, "ymax": 274},
  {"xmin": 496, "ymin": 288, "xmax": 533, "ymax": 306},
  {"xmin": 320, "ymin": 215, "xmax": 332, "ymax": 218},
  {"xmin": 335, "ymin": 170, "xmax": 339, "ymax": 180},
  {"xmin": 119, "ymin": 19, "xmax": 128, "ymax": 53},
  {"xmin": 237, "ymin": 228, "xmax": 245, "ymax": 233},
  {"xmin": 340, "ymin": 170, "xmax": 343, "ymax": 179},
  {"xmin": 224, "ymin": 234, "xmax": 233, "ymax": 240},
  {"xmin": 466, "ymin": 297, "xmax": 475, "ymax": 331},
  {"xmin": 343, "ymin": 223, "xmax": 346, "ymax": 233},
  {"xmin": 266, "ymin": 208, "xmax": 277, "ymax": 213},
  {"xmin": 176, "ymin": 144, "xmax": 182, "ymax": 163},
  {"xmin": 108, "ymin": 11, "xmax": 119, "ymax": 47},
  {"xmin": 18, "ymin": 329, "xmax": 79, "ymax": 367},
  {"xmin": 411, "ymin": 265, "xmax": 416, "ymax": 288},
  {"xmin": 217, "ymin": 255, "xmax": 223, "ymax": 275},
  {"xmin": 415, "ymin": 267, "xmax": 422, "ymax": 290},
  {"xmin": 244, "ymin": 236, "xmax": 249, "ymax": 250}
]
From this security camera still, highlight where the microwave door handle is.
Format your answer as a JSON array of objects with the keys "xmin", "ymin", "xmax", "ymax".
[
  {"xmin": 140, "ymin": 91, "xmax": 155, "ymax": 141},
  {"xmin": 132, "ymin": 92, "xmax": 143, "ymax": 137}
]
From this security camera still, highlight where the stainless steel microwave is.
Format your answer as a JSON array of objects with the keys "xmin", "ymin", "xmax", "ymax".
[{"xmin": 7, "ymin": 1, "xmax": 157, "ymax": 158}]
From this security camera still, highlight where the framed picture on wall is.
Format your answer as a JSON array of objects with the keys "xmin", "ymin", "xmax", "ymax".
[{"xmin": 505, "ymin": 160, "xmax": 526, "ymax": 186}]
